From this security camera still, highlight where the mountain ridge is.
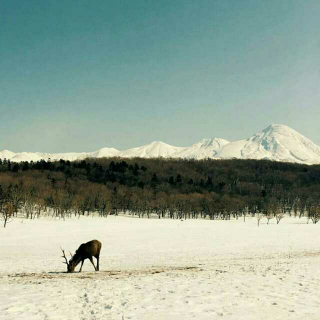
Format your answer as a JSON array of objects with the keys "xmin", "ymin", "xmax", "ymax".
[{"xmin": 1, "ymin": 124, "xmax": 320, "ymax": 165}]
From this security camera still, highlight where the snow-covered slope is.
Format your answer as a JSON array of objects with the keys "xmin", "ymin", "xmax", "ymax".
[
  {"xmin": 90, "ymin": 147, "xmax": 120, "ymax": 159},
  {"xmin": 0, "ymin": 148, "xmax": 120, "ymax": 163},
  {"xmin": 216, "ymin": 124, "xmax": 320, "ymax": 164},
  {"xmin": 0, "ymin": 150, "xmax": 16, "ymax": 160},
  {"xmin": 10, "ymin": 152, "xmax": 43, "ymax": 163},
  {"xmin": 38, "ymin": 152, "xmax": 92, "ymax": 162},
  {"xmin": 173, "ymin": 138, "xmax": 230, "ymax": 159},
  {"xmin": 118, "ymin": 141, "xmax": 186, "ymax": 158},
  {"xmin": 1, "ymin": 125, "xmax": 320, "ymax": 164}
]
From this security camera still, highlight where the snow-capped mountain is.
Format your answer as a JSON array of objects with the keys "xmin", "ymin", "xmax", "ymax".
[
  {"xmin": 88, "ymin": 148, "xmax": 120, "ymax": 159},
  {"xmin": 172, "ymin": 138, "xmax": 230, "ymax": 160},
  {"xmin": 9, "ymin": 152, "xmax": 43, "ymax": 163},
  {"xmin": 215, "ymin": 124, "xmax": 320, "ymax": 164},
  {"xmin": 0, "ymin": 148, "xmax": 120, "ymax": 163},
  {"xmin": 0, "ymin": 150, "xmax": 16, "ymax": 160},
  {"xmin": 118, "ymin": 141, "xmax": 185, "ymax": 158},
  {"xmin": 1, "ymin": 125, "xmax": 320, "ymax": 164}
]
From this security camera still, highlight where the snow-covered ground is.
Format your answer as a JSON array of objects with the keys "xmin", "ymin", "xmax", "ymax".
[{"xmin": 1, "ymin": 215, "xmax": 320, "ymax": 320}]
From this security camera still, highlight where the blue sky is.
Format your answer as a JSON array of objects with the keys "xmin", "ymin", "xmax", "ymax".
[{"xmin": 1, "ymin": 0, "xmax": 319, "ymax": 152}]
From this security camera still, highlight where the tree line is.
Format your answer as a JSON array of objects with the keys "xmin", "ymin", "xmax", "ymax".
[{"xmin": 1, "ymin": 157, "xmax": 320, "ymax": 227}]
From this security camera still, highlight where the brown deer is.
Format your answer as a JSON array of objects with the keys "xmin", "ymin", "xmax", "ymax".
[{"xmin": 61, "ymin": 240, "xmax": 102, "ymax": 273}]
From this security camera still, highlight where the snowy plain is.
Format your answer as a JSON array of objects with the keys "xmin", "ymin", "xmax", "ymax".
[{"xmin": 1, "ymin": 215, "xmax": 320, "ymax": 320}]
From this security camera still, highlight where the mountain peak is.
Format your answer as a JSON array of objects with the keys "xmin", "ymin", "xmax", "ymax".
[
  {"xmin": 1, "ymin": 124, "xmax": 320, "ymax": 164},
  {"xmin": 263, "ymin": 124, "xmax": 298, "ymax": 134},
  {"xmin": 197, "ymin": 138, "xmax": 230, "ymax": 147},
  {"xmin": 91, "ymin": 147, "xmax": 120, "ymax": 158},
  {"xmin": 252, "ymin": 124, "xmax": 311, "ymax": 145},
  {"xmin": 118, "ymin": 140, "xmax": 185, "ymax": 158},
  {"xmin": 149, "ymin": 141, "xmax": 168, "ymax": 146},
  {"xmin": 232, "ymin": 124, "xmax": 320, "ymax": 164}
]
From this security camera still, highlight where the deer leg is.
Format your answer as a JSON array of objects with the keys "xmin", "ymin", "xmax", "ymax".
[
  {"xmin": 89, "ymin": 256, "xmax": 97, "ymax": 271},
  {"xmin": 79, "ymin": 260, "xmax": 84, "ymax": 272},
  {"xmin": 96, "ymin": 256, "xmax": 100, "ymax": 271}
]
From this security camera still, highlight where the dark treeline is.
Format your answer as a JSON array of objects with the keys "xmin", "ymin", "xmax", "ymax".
[{"xmin": 1, "ymin": 157, "xmax": 320, "ymax": 226}]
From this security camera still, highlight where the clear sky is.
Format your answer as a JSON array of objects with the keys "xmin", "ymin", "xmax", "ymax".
[{"xmin": 1, "ymin": 0, "xmax": 319, "ymax": 152}]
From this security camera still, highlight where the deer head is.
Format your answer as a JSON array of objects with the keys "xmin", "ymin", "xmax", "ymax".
[{"xmin": 61, "ymin": 247, "xmax": 75, "ymax": 273}]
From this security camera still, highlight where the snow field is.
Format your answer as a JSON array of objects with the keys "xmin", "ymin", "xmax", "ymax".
[{"xmin": 1, "ymin": 215, "xmax": 320, "ymax": 319}]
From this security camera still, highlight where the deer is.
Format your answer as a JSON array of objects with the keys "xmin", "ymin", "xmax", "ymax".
[{"xmin": 61, "ymin": 240, "xmax": 102, "ymax": 273}]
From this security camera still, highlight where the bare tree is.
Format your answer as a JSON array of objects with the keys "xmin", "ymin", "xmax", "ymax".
[
  {"xmin": 1, "ymin": 202, "xmax": 14, "ymax": 228},
  {"xmin": 275, "ymin": 211, "xmax": 285, "ymax": 225},
  {"xmin": 310, "ymin": 206, "xmax": 320, "ymax": 224},
  {"xmin": 265, "ymin": 212, "xmax": 273, "ymax": 225},
  {"xmin": 256, "ymin": 212, "xmax": 264, "ymax": 227},
  {"xmin": 7, "ymin": 183, "xmax": 23, "ymax": 217}
]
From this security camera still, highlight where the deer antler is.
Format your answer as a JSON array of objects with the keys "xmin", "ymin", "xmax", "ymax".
[{"xmin": 60, "ymin": 247, "xmax": 69, "ymax": 266}]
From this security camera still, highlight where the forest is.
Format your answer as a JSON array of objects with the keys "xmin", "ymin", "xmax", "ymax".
[{"xmin": 1, "ymin": 157, "xmax": 320, "ymax": 227}]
